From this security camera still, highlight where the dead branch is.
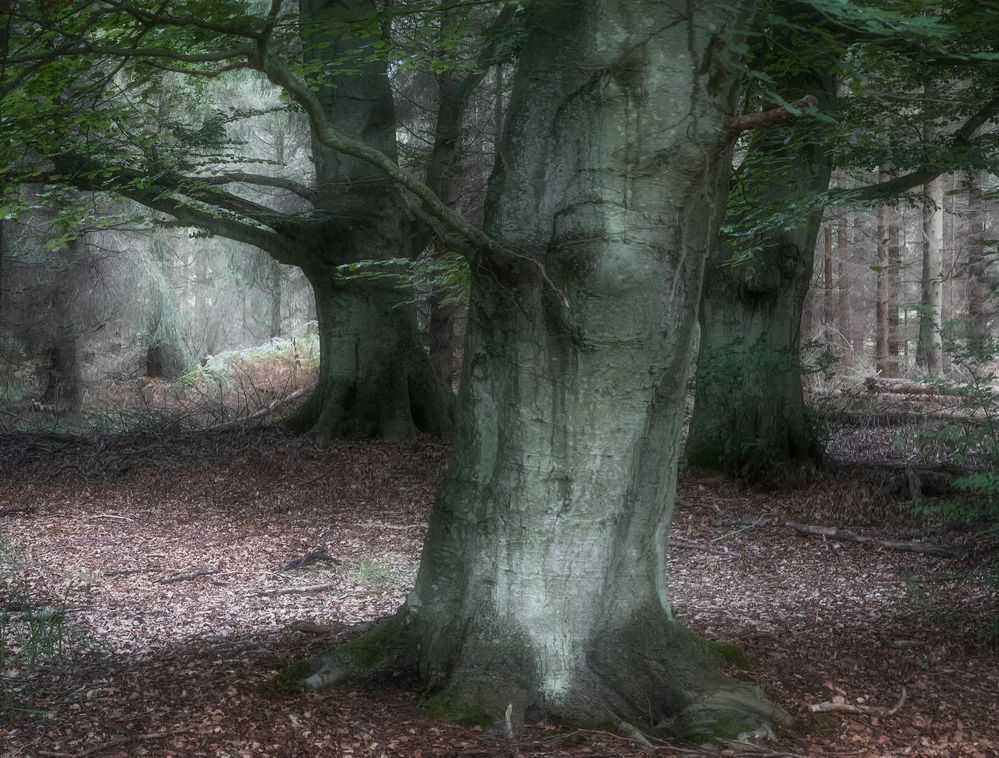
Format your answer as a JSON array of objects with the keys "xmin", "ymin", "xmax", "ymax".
[
  {"xmin": 863, "ymin": 376, "xmax": 963, "ymax": 396},
  {"xmin": 286, "ymin": 619, "xmax": 344, "ymax": 634},
  {"xmin": 357, "ymin": 521, "xmax": 424, "ymax": 531},
  {"xmin": 156, "ymin": 569, "xmax": 221, "ymax": 584},
  {"xmin": 726, "ymin": 96, "xmax": 818, "ymax": 137},
  {"xmin": 256, "ymin": 582, "xmax": 338, "ymax": 596},
  {"xmin": 275, "ymin": 547, "xmax": 337, "ymax": 572},
  {"xmin": 670, "ymin": 536, "xmax": 742, "ymax": 557},
  {"xmin": 207, "ymin": 387, "xmax": 307, "ymax": 431},
  {"xmin": 785, "ymin": 522, "xmax": 961, "ymax": 558},
  {"xmin": 0, "ymin": 505, "xmax": 35, "ymax": 516},
  {"xmin": 810, "ymin": 687, "xmax": 907, "ymax": 715},
  {"xmin": 37, "ymin": 726, "xmax": 193, "ymax": 758},
  {"xmin": 104, "ymin": 567, "xmax": 162, "ymax": 577}
]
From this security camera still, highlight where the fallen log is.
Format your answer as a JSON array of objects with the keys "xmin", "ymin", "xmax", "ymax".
[
  {"xmin": 785, "ymin": 522, "xmax": 961, "ymax": 558},
  {"xmin": 863, "ymin": 376, "xmax": 963, "ymax": 396}
]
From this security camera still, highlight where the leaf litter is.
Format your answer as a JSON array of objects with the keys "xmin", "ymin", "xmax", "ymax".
[{"xmin": 0, "ymin": 427, "xmax": 996, "ymax": 757}]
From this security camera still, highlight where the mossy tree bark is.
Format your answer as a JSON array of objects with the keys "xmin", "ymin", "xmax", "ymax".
[
  {"xmin": 308, "ymin": 0, "xmax": 788, "ymax": 734},
  {"xmin": 687, "ymin": 67, "xmax": 836, "ymax": 481},
  {"xmin": 285, "ymin": 0, "xmax": 453, "ymax": 440}
]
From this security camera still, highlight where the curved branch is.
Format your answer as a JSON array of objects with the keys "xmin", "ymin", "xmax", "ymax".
[
  {"xmin": 841, "ymin": 95, "xmax": 999, "ymax": 203},
  {"xmin": 197, "ymin": 172, "xmax": 316, "ymax": 204},
  {"xmin": 258, "ymin": 56, "xmax": 510, "ymax": 264}
]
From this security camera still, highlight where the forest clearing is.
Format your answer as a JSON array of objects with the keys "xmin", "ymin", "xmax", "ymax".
[{"xmin": 1, "ymin": 423, "xmax": 997, "ymax": 757}]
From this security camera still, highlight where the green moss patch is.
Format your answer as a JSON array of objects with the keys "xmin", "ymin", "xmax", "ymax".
[
  {"xmin": 336, "ymin": 624, "xmax": 395, "ymax": 670},
  {"xmin": 258, "ymin": 659, "xmax": 312, "ymax": 699},
  {"xmin": 421, "ymin": 689, "xmax": 494, "ymax": 727},
  {"xmin": 685, "ymin": 631, "xmax": 751, "ymax": 670}
]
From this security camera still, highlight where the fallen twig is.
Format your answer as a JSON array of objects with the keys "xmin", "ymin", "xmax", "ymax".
[
  {"xmin": 84, "ymin": 514, "xmax": 134, "ymax": 523},
  {"xmin": 810, "ymin": 687, "xmax": 907, "ymax": 715},
  {"xmin": 275, "ymin": 547, "xmax": 337, "ymax": 572},
  {"xmin": 0, "ymin": 505, "xmax": 35, "ymax": 517},
  {"xmin": 785, "ymin": 522, "xmax": 961, "ymax": 558},
  {"xmin": 37, "ymin": 726, "xmax": 193, "ymax": 758},
  {"xmin": 256, "ymin": 582, "xmax": 338, "ymax": 596},
  {"xmin": 104, "ymin": 567, "xmax": 162, "ymax": 577},
  {"xmin": 286, "ymin": 619, "xmax": 343, "ymax": 634},
  {"xmin": 156, "ymin": 569, "xmax": 221, "ymax": 584},
  {"xmin": 670, "ymin": 536, "xmax": 742, "ymax": 557}
]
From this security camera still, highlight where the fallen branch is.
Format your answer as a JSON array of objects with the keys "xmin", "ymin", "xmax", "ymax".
[
  {"xmin": 785, "ymin": 522, "xmax": 962, "ymax": 558},
  {"xmin": 357, "ymin": 521, "xmax": 424, "ymax": 531},
  {"xmin": 810, "ymin": 687, "xmax": 907, "ymax": 715},
  {"xmin": 256, "ymin": 582, "xmax": 338, "ymax": 596},
  {"xmin": 104, "ymin": 567, "xmax": 162, "ymax": 577},
  {"xmin": 156, "ymin": 569, "xmax": 221, "ymax": 584},
  {"xmin": 863, "ymin": 376, "xmax": 963, "ymax": 396},
  {"xmin": 207, "ymin": 387, "xmax": 307, "ymax": 431},
  {"xmin": 85, "ymin": 514, "xmax": 134, "ymax": 523},
  {"xmin": 0, "ymin": 505, "xmax": 35, "ymax": 517},
  {"xmin": 275, "ymin": 547, "xmax": 337, "ymax": 572},
  {"xmin": 670, "ymin": 536, "xmax": 742, "ymax": 557},
  {"xmin": 37, "ymin": 726, "xmax": 193, "ymax": 758},
  {"xmin": 286, "ymin": 620, "xmax": 343, "ymax": 634}
]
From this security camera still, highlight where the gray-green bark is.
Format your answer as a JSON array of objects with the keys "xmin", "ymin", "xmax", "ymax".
[
  {"xmin": 308, "ymin": 0, "xmax": 788, "ymax": 734},
  {"xmin": 687, "ymin": 68, "xmax": 836, "ymax": 480},
  {"xmin": 285, "ymin": 0, "xmax": 453, "ymax": 439}
]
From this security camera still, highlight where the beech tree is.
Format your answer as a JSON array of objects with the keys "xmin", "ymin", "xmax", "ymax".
[
  {"xmin": 291, "ymin": 0, "xmax": 791, "ymax": 732},
  {"xmin": 688, "ymin": 1, "xmax": 999, "ymax": 478},
  {"xmin": 1, "ymin": 0, "xmax": 517, "ymax": 439}
]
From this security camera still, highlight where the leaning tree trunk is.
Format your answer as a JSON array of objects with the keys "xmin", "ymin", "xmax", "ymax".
[
  {"xmin": 287, "ymin": 0, "xmax": 454, "ymax": 440},
  {"xmin": 306, "ymin": 0, "xmax": 787, "ymax": 735},
  {"xmin": 686, "ymin": 68, "xmax": 836, "ymax": 480}
]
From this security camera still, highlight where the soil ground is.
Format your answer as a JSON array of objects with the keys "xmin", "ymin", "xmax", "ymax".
[{"xmin": 0, "ymin": 427, "xmax": 996, "ymax": 757}]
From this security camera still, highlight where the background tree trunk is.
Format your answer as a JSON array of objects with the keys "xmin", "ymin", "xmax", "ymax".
[
  {"xmin": 916, "ymin": 151, "xmax": 944, "ymax": 374},
  {"xmin": 966, "ymin": 171, "xmax": 990, "ymax": 348},
  {"xmin": 875, "ymin": 169, "xmax": 894, "ymax": 376},
  {"xmin": 686, "ymin": 63, "xmax": 836, "ymax": 480},
  {"xmin": 287, "ymin": 0, "xmax": 454, "ymax": 438}
]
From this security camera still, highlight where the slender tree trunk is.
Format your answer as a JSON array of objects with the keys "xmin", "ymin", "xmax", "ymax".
[
  {"xmin": 916, "ymin": 156, "xmax": 944, "ymax": 374},
  {"xmin": 307, "ymin": 0, "xmax": 784, "ymax": 734},
  {"xmin": 823, "ymin": 223, "xmax": 834, "ymax": 326},
  {"xmin": 269, "ymin": 259, "xmax": 283, "ymax": 339},
  {"xmin": 888, "ymin": 214, "xmax": 901, "ymax": 371},
  {"xmin": 836, "ymin": 206, "xmax": 852, "ymax": 366},
  {"xmin": 875, "ymin": 169, "xmax": 893, "ymax": 376},
  {"xmin": 687, "ymin": 63, "xmax": 836, "ymax": 480},
  {"xmin": 966, "ymin": 171, "xmax": 989, "ymax": 348}
]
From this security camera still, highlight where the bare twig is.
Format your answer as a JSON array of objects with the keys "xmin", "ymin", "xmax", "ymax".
[
  {"xmin": 156, "ymin": 569, "xmax": 221, "ymax": 584},
  {"xmin": 785, "ymin": 522, "xmax": 961, "ymax": 558},
  {"xmin": 810, "ymin": 687, "xmax": 907, "ymax": 715},
  {"xmin": 670, "ymin": 536, "xmax": 742, "ymax": 557},
  {"xmin": 255, "ymin": 582, "xmax": 338, "ymax": 596},
  {"xmin": 37, "ymin": 726, "xmax": 193, "ymax": 758}
]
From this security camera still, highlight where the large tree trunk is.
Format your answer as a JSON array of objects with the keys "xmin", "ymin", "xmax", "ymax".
[
  {"xmin": 287, "ymin": 0, "xmax": 453, "ymax": 439},
  {"xmin": 290, "ymin": 264, "xmax": 452, "ymax": 441},
  {"xmin": 307, "ymin": 0, "xmax": 786, "ymax": 734},
  {"xmin": 916, "ymin": 153, "xmax": 944, "ymax": 374},
  {"xmin": 686, "ymin": 67, "xmax": 835, "ymax": 480},
  {"xmin": 875, "ymin": 174, "xmax": 894, "ymax": 376}
]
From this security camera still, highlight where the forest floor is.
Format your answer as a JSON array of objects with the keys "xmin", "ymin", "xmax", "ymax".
[{"xmin": 0, "ymin": 426, "xmax": 997, "ymax": 757}]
